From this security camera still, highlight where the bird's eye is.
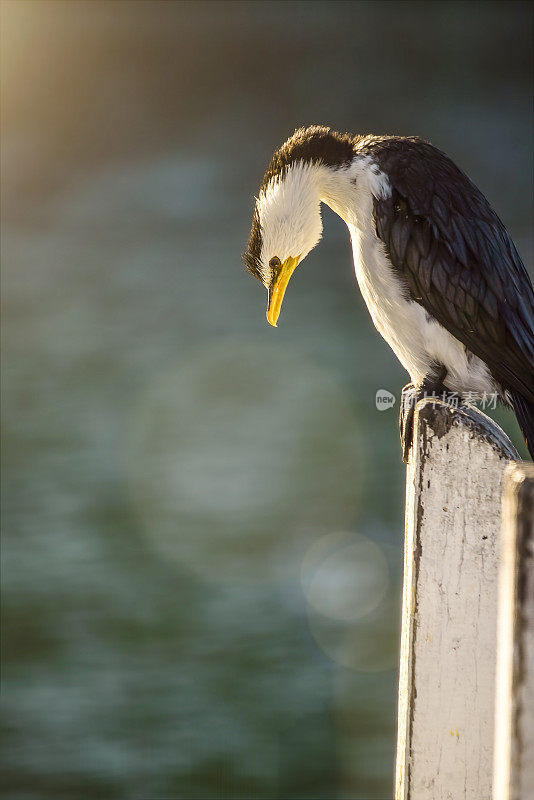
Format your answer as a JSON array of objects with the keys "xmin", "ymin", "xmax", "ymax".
[{"xmin": 269, "ymin": 256, "xmax": 282, "ymax": 270}]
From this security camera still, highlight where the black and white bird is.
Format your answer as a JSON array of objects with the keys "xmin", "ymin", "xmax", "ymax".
[{"xmin": 244, "ymin": 126, "xmax": 534, "ymax": 460}]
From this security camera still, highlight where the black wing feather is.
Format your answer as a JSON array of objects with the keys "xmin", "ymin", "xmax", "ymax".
[{"xmin": 367, "ymin": 137, "xmax": 534, "ymax": 401}]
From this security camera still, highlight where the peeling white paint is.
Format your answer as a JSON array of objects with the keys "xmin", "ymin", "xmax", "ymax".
[{"xmin": 396, "ymin": 398, "xmax": 518, "ymax": 800}]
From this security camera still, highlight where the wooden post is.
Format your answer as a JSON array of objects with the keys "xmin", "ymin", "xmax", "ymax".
[
  {"xmin": 494, "ymin": 463, "xmax": 534, "ymax": 800},
  {"xmin": 395, "ymin": 397, "xmax": 518, "ymax": 800}
]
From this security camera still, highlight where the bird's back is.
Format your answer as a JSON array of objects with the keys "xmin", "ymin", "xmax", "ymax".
[{"xmin": 364, "ymin": 135, "xmax": 534, "ymax": 400}]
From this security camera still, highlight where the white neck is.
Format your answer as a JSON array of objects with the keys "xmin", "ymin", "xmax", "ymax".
[
  {"xmin": 317, "ymin": 159, "xmax": 391, "ymax": 226},
  {"xmin": 256, "ymin": 158, "xmax": 391, "ymax": 284}
]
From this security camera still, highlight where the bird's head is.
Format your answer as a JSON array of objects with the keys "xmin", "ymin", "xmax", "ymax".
[
  {"xmin": 243, "ymin": 126, "xmax": 356, "ymax": 326},
  {"xmin": 244, "ymin": 162, "xmax": 323, "ymax": 326}
]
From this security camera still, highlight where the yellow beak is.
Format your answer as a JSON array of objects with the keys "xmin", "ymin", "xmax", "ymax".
[{"xmin": 266, "ymin": 255, "xmax": 301, "ymax": 327}]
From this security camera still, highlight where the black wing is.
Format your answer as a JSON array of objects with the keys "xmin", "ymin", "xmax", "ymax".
[{"xmin": 366, "ymin": 136, "xmax": 534, "ymax": 401}]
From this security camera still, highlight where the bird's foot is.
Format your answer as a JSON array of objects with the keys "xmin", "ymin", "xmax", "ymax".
[
  {"xmin": 399, "ymin": 383, "xmax": 417, "ymax": 463},
  {"xmin": 399, "ymin": 367, "xmax": 449, "ymax": 463}
]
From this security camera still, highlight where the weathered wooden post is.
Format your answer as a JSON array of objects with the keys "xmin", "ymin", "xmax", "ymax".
[
  {"xmin": 494, "ymin": 463, "xmax": 534, "ymax": 800},
  {"xmin": 395, "ymin": 396, "xmax": 518, "ymax": 800}
]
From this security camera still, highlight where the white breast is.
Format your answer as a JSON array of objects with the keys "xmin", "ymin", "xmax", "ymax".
[{"xmin": 329, "ymin": 158, "xmax": 496, "ymax": 396}]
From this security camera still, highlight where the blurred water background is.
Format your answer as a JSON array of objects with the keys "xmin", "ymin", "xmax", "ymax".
[{"xmin": 1, "ymin": 1, "xmax": 532, "ymax": 798}]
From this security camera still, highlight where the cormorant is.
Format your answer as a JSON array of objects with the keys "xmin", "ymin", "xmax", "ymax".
[{"xmin": 244, "ymin": 126, "xmax": 534, "ymax": 461}]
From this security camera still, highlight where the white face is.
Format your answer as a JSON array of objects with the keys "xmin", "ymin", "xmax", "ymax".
[{"xmin": 256, "ymin": 161, "xmax": 323, "ymax": 285}]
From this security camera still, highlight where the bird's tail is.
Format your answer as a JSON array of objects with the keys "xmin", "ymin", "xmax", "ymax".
[{"xmin": 511, "ymin": 391, "xmax": 534, "ymax": 460}]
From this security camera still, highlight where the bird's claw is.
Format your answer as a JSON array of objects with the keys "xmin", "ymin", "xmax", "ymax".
[
  {"xmin": 399, "ymin": 383, "xmax": 417, "ymax": 463},
  {"xmin": 399, "ymin": 369, "xmax": 450, "ymax": 462}
]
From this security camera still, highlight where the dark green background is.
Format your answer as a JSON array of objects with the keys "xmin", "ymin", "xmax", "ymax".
[{"xmin": 2, "ymin": 1, "xmax": 532, "ymax": 798}]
